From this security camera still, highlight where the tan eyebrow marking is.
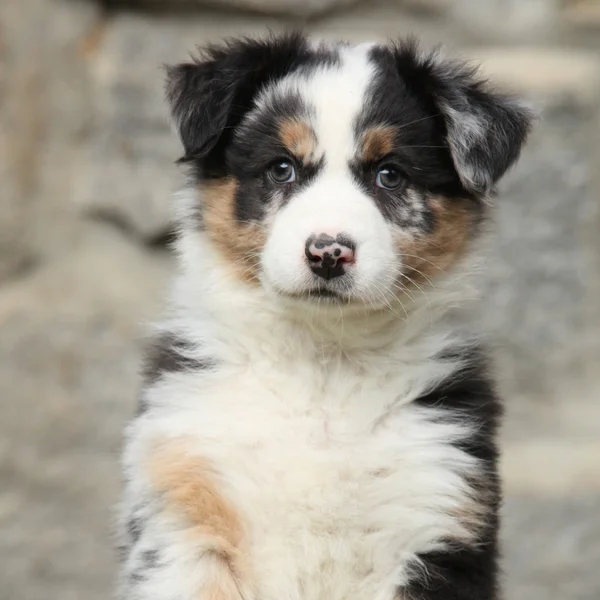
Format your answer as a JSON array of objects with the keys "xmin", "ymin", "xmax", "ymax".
[
  {"xmin": 361, "ymin": 126, "xmax": 396, "ymax": 163},
  {"xmin": 279, "ymin": 119, "xmax": 318, "ymax": 163}
]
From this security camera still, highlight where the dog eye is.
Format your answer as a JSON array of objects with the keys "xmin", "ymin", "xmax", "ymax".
[
  {"xmin": 375, "ymin": 166, "xmax": 403, "ymax": 190},
  {"xmin": 268, "ymin": 161, "xmax": 296, "ymax": 184}
]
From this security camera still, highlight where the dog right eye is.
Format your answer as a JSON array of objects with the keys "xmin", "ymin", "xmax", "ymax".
[
  {"xmin": 268, "ymin": 161, "xmax": 296, "ymax": 184},
  {"xmin": 375, "ymin": 165, "xmax": 404, "ymax": 191}
]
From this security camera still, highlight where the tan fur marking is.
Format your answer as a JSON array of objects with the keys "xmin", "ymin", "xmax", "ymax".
[
  {"xmin": 279, "ymin": 119, "xmax": 318, "ymax": 163},
  {"xmin": 361, "ymin": 127, "xmax": 396, "ymax": 163},
  {"xmin": 148, "ymin": 440, "xmax": 243, "ymax": 555},
  {"xmin": 202, "ymin": 179, "xmax": 267, "ymax": 285},
  {"xmin": 148, "ymin": 440, "xmax": 253, "ymax": 598},
  {"xmin": 396, "ymin": 197, "xmax": 477, "ymax": 287}
]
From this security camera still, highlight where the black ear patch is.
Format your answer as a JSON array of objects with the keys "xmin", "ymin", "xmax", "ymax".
[
  {"xmin": 392, "ymin": 40, "xmax": 535, "ymax": 197},
  {"xmin": 165, "ymin": 32, "xmax": 322, "ymax": 163}
]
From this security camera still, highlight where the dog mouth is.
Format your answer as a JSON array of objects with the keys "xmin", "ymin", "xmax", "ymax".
[
  {"xmin": 304, "ymin": 288, "xmax": 348, "ymax": 301},
  {"xmin": 266, "ymin": 271, "xmax": 361, "ymax": 305},
  {"xmin": 276, "ymin": 286, "xmax": 352, "ymax": 304},
  {"xmin": 308, "ymin": 287, "xmax": 341, "ymax": 298}
]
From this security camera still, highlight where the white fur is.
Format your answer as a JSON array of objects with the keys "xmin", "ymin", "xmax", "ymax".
[
  {"xmin": 257, "ymin": 45, "xmax": 405, "ymax": 306},
  {"xmin": 119, "ymin": 45, "xmax": 485, "ymax": 600},
  {"xmin": 119, "ymin": 220, "xmax": 482, "ymax": 600}
]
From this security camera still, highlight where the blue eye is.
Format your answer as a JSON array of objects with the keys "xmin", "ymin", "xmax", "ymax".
[
  {"xmin": 376, "ymin": 166, "xmax": 403, "ymax": 190},
  {"xmin": 269, "ymin": 161, "xmax": 296, "ymax": 184}
]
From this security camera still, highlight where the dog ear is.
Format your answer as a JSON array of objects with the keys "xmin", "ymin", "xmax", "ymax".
[
  {"xmin": 165, "ymin": 32, "xmax": 310, "ymax": 162},
  {"xmin": 392, "ymin": 40, "xmax": 535, "ymax": 197}
]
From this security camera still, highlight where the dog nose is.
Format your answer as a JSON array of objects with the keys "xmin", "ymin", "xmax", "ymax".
[{"xmin": 305, "ymin": 233, "xmax": 356, "ymax": 280}]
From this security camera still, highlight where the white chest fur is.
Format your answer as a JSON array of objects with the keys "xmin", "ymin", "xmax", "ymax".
[{"xmin": 133, "ymin": 349, "xmax": 481, "ymax": 600}]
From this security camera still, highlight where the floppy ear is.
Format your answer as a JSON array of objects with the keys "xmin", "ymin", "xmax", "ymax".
[
  {"xmin": 165, "ymin": 32, "xmax": 310, "ymax": 162},
  {"xmin": 393, "ymin": 41, "xmax": 535, "ymax": 197}
]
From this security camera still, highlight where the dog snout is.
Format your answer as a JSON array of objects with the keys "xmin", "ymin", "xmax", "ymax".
[{"xmin": 305, "ymin": 233, "xmax": 356, "ymax": 280}]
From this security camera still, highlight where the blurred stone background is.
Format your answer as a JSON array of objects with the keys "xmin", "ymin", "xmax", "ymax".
[{"xmin": 1, "ymin": 0, "xmax": 599, "ymax": 599}]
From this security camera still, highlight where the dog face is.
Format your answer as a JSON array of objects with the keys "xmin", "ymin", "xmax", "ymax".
[{"xmin": 167, "ymin": 34, "xmax": 532, "ymax": 307}]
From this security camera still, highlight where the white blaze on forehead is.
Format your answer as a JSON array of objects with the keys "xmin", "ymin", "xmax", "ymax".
[
  {"xmin": 309, "ymin": 44, "xmax": 377, "ymax": 168},
  {"xmin": 274, "ymin": 43, "xmax": 377, "ymax": 170}
]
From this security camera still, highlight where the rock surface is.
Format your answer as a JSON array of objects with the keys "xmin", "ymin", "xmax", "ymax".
[
  {"xmin": 0, "ymin": 223, "xmax": 171, "ymax": 600},
  {"xmin": 1, "ymin": 1, "xmax": 599, "ymax": 599},
  {"xmin": 451, "ymin": 0, "xmax": 562, "ymax": 39},
  {"xmin": 103, "ymin": 0, "xmax": 361, "ymax": 17}
]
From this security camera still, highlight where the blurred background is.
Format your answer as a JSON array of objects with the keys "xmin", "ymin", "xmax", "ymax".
[{"xmin": 1, "ymin": 0, "xmax": 600, "ymax": 598}]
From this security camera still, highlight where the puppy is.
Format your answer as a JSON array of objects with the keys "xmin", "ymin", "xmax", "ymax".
[{"xmin": 117, "ymin": 32, "xmax": 532, "ymax": 600}]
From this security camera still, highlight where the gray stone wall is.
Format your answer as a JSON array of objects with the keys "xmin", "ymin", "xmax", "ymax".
[{"xmin": 1, "ymin": 1, "xmax": 599, "ymax": 599}]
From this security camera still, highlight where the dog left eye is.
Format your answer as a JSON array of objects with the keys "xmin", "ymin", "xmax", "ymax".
[
  {"xmin": 375, "ymin": 166, "xmax": 403, "ymax": 190},
  {"xmin": 268, "ymin": 161, "xmax": 296, "ymax": 184}
]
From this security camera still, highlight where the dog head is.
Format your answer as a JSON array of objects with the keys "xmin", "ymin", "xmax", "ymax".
[{"xmin": 166, "ymin": 33, "xmax": 532, "ymax": 309}]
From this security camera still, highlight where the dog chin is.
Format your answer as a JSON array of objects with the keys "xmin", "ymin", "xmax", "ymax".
[
  {"xmin": 266, "ymin": 282, "xmax": 347, "ymax": 303},
  {"xmin": 287, "ymin": 288, "xmax": 352, "ymax": 303},
  {"xmin": 264, "ymin": 279, "xmax": 397, "ymax": 312}
]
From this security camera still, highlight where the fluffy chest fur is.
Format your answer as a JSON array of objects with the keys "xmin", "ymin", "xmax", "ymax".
[{"xmin": 126, "ymin": 321, "xmax": 483, "ymax": 600}]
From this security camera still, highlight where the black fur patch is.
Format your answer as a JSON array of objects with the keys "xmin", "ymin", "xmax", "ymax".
[
  {"xmin": 359, "ymin": 46, "xmax": 467, "ymax": 200},
  {"xmin": 417, "ymin": 348, "xmax": 502, "ymax": 462},
  {"xmin": 127, "ymin": 515, "xmax": 144, "ymax": 546},
  {"xmin": 404, "ymin": 348, "xmax": 501, "ymax": 600},
  {"xmin": 383, "ymin": 39, "xmax": 534, "ymax": 197},
  {"xmin": 404, "ymin": 541, "xmax": 499, "ymax": 600},
  {"xmin": 139, "ymin": 333, "xmax": 215, "ymax": 414},
  {"xmin": 142, "ymin": 333, "xmax": 212, "ymax": 387},
  {"xmin": 126, "ymin": 544, "xmax": 165, "ymax": 588},
  {"xmin": 141, "ymin": 549, "xmax": 160, "ymax": 569},
  {"xmin": 165, "ymin": 31, "xmax": 337, "ymax": 173},
  {"xmin": 130, "ymin": 548, "xmax": 161, "ymax": 583},
  {"xmin": 119, "ymin": 501, "xmax": 161, "ymax": 573}
]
